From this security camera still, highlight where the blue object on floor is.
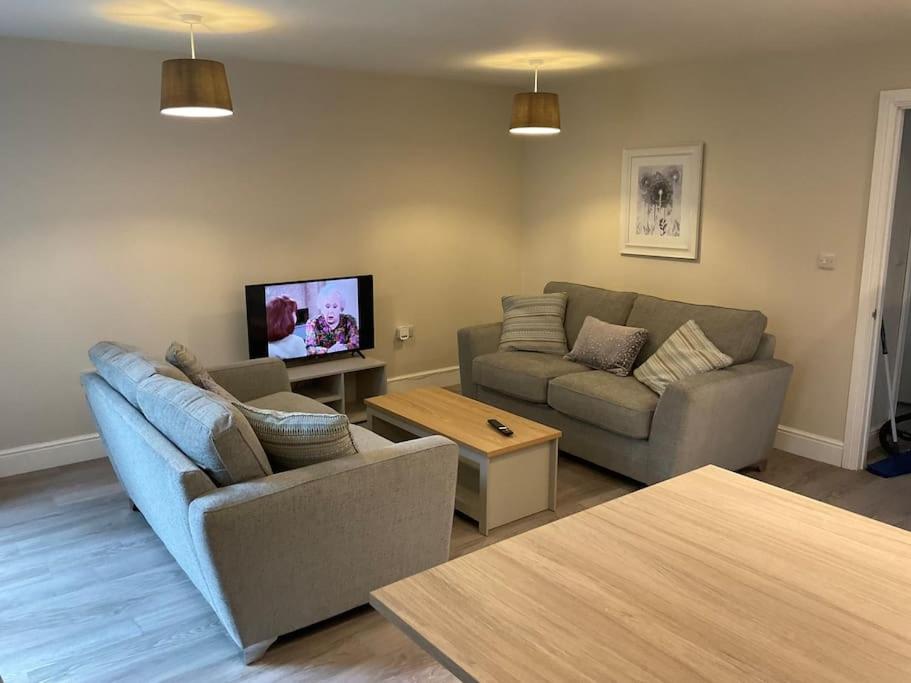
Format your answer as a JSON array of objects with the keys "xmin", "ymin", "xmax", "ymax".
[{"xmin": 867, "ymin": 453, "xmax": 911, "ymax": 478}]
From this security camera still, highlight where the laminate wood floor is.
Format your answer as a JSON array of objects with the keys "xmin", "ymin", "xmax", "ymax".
[{"xmin": 1, "ymin": 449, "xmax": 909, "ymax": 682}]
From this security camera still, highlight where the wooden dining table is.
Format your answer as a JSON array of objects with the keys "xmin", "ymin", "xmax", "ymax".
[{"xmin": 370, "ymin": 465, "xmax": 911, "ymax": 682}]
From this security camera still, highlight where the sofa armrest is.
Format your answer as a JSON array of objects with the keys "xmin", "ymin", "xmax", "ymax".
[
  {"xmin": 647, "ymin": 359, "xmax": 793, "ymax": 484},
  {"xmin": 457, "ymin": 322, "xmax": 502, "ymax": 399},
  {"xmin": 187, "ymin": 436, "xmax": 458, "ymax": 647},
  {"xmin": 206, "ymin": 357, "xmax": 291, "ymax": 402}
]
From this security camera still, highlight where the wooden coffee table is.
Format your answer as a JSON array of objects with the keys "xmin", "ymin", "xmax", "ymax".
[
  {"xmin": 364, "ymin": 387, "xmax": 561, "ymax": 535},
  {"xmin": 371, "ymin": 466, "xmax": 911, "ymax": 682}
]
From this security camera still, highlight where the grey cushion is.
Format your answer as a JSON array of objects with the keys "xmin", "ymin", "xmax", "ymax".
[
  {"xmin": 544, "ymin": 282, "xmax": 638, "ymax": 347},
  {"xmin": 247, "ymin": 391, "xmax": 336, "ymax": 415},
  {"xmin": 548, "ymin": 371, "xmax": 659, "ymax": 439},
  {"xmin": 626, "ymin": 294, "xmax": 767, "ymax": 365},
  {"xmin": 136, "ymin": 374, "xmax": 272, "ymax": 486},
  {"xmin": 89, "ymin": 341, "xmax": 189, "ymax": 408},
  {"xmin": 498, "ymin": 293, "xmax": 569, "ymax": 354},
  {"xmin": 166, "ymin": 341, "xmax": 237, "ymax": 402},
  {"xmin": 235, "ymin": 404, "xmax": 359, "ymax": 472},
  {"xmin": 473, "ymin": 351, "xmax": 591, "ymax": 403},
  {"xmin": 564, "ymin": 316, "xmax": 648, "ymax": 376}
]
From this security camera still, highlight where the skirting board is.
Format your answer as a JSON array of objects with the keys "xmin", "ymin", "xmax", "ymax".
[
  {"xmin": 387, "ymin": 365, "xmax": 460, "ymax": 393},
  {"xmin": 0, "ymin": 369, "xmax": 845, "ymax": 477},
  {"xmin": 0, "ymin": 433, "xmax": 106, "ymax": 479},
  {"xmin": 773, "ymin": 425, "xmax": 845, "ymax": 467}
]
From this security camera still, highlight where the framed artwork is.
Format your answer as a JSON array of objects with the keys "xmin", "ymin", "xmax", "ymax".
[{"xmin": 619, "ymin": 143, "xmax": 704, "ymax": 260}]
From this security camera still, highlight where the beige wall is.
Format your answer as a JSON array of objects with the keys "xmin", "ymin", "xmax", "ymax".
[
  {"xmin": 0, "ymin": 38, "xmax": 522, "ymax": 450},
  {"xmin": 520, "ymin": 44, "xmax": 911, "ymax": 442}
]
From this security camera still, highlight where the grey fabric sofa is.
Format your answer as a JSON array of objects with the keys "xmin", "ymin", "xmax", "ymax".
[
  {"xmin": 458, "ymin": 282, "xmax": 793, "ymax": 485},
  {"xmin": 82, "ymin": 355, "xmax": 458, "ymax": 663}
]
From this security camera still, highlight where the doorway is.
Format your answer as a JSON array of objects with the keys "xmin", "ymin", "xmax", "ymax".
[{"xmin": 846, "ymin": 90, "xmax": 911, "ymax": 469}]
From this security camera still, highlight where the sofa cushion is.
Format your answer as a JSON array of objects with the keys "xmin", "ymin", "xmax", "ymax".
[
  {"xmin": 89, "ymin": 341, "xmax": 190, "ymax": 408},
  {"xmin": 548, "ymin": 372, "xmax": 659, "ymax": 440},
  {"xmin": 634, "ymin": 320, "xmax": 734, "ymax": 396},
  {"xmin": 136, "ymin": 374, "xmax": 272, "ymax": 486},
  {"xmin": 499, "ymin": 293, "xmax": 569, "ymax": 354},
  {"xmin": 235, "ymin": 403, "xmax": 359, "ymax": 472},
  {"xmin": 166, "ymin": 341, "xmax": 236, "ymax": 402},
  {"xmin": 544, "ymin": 282, "xmax": 638, "ymax": 347},
  {"xmin": 626, "ymin": 294, "xmax": 767, "ymax": 365},
  {"xmin": 564, "ymin": 316, "xmax": 648, "ymax": 377},
  {"xmin": 473, "ymin": 351, "xmax": 591, "ymax": 403}
]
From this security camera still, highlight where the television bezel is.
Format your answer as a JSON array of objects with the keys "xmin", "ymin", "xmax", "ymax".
[{"xmin": 245, "ymin": 274, "xmax": 374, "ymax": 364}]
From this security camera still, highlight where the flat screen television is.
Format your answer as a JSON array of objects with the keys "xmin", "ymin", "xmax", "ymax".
[{"xmin": 245, "ymin": 275, "xmax": 374, "ymax": 363}]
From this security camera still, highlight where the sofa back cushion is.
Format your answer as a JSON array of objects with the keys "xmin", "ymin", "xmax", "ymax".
[
  {"xmin": 626, "ymin": 295, "xmax": 767, "ymax": 365},
  {"xmin": 136, "ymin": 374, "xmax": 272, "ymax": 486},
  {"xmin": 89, "ymin": 341, "xmax": 190, "ymax": 408},
  {"xmin": 543, "ymin": 282, "xmax": 638, "ymax": 347}
]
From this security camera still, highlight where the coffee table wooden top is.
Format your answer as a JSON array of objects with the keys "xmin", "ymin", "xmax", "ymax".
[
  {"xmin": 364, "ymin": 387, "xmax": 560, "ymax": 457},
  {"xmin": 371, "ymin": 466, "xmax": 911, "ymax": 682}
]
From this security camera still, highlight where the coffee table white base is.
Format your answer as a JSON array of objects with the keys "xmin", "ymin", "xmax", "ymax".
[{"xmin": 366, "ymin": 409, "xmax": 558, "ymax": 535}]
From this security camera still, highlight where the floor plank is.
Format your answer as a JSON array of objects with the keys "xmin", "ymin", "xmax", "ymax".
[{"xmin": 0, "ymin": 449, "xmax": 908, "ymax": 682}]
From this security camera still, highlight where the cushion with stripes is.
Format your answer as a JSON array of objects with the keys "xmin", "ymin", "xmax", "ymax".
[
  {"xmin": 633, "ymin": 320, "xmax": 733, "ymax": 395},
  {"xmin": 498, "ymin": 292, "xmax": 569, "ymax": 355}
]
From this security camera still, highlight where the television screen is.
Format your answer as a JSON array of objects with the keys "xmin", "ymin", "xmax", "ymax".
[{"xmin": 245, "ymin": 275, "xmax": 374, "ymax": 362}]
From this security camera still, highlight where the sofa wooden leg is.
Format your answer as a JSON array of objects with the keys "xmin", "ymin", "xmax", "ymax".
[
  {"xmin": 242, "ymin": 637, "xmax": 276, "ymax": 665},
  {"xmin": 751, "ymin": 458, "xmax": 769, "ymax": 473}
]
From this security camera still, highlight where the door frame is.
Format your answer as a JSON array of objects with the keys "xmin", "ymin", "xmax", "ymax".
[{"xmin": 844, "ymin": 89, "xmax": 911, "ymax": 469}]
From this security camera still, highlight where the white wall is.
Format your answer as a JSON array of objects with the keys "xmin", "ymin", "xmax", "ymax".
[
  {"xmin": 519, "ymin": 42, "xmax": 911, "ymax": 443},
  {"xmin": 0, "ymin": 38, "xmax": 523, "ymax": 451}
]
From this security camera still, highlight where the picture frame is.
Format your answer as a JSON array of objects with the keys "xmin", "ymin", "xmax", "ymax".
[{"xmin": 619, "ymin": 143, "xmax": 704, "ymax": 260}]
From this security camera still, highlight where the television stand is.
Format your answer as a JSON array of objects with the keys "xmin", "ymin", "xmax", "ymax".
[{"xmin": 285, "ymin": 356, "xmax": 386, "ymax": 424}]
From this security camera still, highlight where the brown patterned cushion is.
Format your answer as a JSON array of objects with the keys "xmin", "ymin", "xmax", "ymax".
[
  {"xmin": 564, "ymin": 317, "xmax": 648, "ymax": 376},
  {"xmin": 634, "ymin": 320, "xmax": 733, "ymax": 395}
]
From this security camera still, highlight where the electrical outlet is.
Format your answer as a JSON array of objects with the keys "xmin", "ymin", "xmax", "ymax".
[
  {"xmin": 817, "ymin": 252, "xmax": 836, "ymax": 270},
  {"xmin": 396, "ymin": 325, "xmax": 413, "ymax": 341}
]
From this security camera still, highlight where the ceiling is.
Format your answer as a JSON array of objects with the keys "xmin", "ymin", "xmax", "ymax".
[{"xmin": 3, "ymin": 0, "xmax": 911, "ymax": 84}]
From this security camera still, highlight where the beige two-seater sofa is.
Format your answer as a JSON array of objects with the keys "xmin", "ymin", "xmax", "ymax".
[{"xmin": 458, "ymin": 282, "xmax": 793, "ymax": 485}]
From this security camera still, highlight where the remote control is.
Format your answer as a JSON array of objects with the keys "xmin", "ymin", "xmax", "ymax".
[{"xmin": 487, "ymin": 418, "xmax": 514, "ymax": 437}]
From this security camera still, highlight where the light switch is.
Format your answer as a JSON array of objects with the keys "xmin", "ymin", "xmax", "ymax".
[{"xmin": 817, "ymin": 252, "xmax": 836, "ymax": 270}]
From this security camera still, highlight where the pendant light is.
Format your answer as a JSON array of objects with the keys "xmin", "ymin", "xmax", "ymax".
[
  {"xmin": 509, "ymin": 60, "xmax": 560, "ymax": 136},
  {"xmin": 160, "ymin": 14, "xmax": 233, "ymax": 118}
]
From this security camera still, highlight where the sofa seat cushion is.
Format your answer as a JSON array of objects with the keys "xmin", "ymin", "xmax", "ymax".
[
  {"xmin": 548, "ymin": 372, "xmax": 659, "ymax": 439},
  {"xmin": 627, "ymin": 295, "xmax": 767, "ymax": 366},
  {"xmin": 247, "ymin": 391, "xmax": 336, "ymax": 415},
  {"xmin": 473, "ymin": 351, "xmax": 591, "ymax": 403}
]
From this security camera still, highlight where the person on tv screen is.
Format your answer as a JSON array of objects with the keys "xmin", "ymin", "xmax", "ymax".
[
  {"xmin": 266, "ymin": 296, "xmax": 309, "ymax": 359},
  {"xmin": 304, "ymin": 287, "xmax": 359, "ymax": 355}
]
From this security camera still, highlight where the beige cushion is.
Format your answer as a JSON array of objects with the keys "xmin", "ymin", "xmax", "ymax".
[
  {"xmin": 89, "ymin": 341, "xmax": 189, "ymax": 408},
  {"xmin": 626, "ymin": 295, "xmax": 766, "ymax": 365},
  {"xmin": 236, "ymin": 403, "xmax": 359, "ymax": 472},
  {"xmin": 634, "ymin": 320, "xmax": 733, "ymax": 395},
  {"xmin": 498, "ymin": 293, "xmax": 569, "ymax": 355},
  {"xmin": 136, "ymin": 374, "xmax": 271, "ymax": 486},
  {"xmin": 166, "ymin": 341, "xmax": 236, "ymax": 402},
  {"xmin": 564, "ymin": 316, "xmax": 648, "ymax": 377},
  {"xmin": 473, "ymin": 351, "xmax": 591, "ymax": 403},
  {"xmin": 548, "ymin": 372, "xmax": 659, "ymax": 439}
]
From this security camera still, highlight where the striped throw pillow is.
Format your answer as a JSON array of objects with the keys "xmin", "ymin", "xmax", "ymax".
[
  {"xmin": 633, "ymin": 320, "xmax": 733, "ymax": 395},
  {"xmin": 499, "ymin": 293, "xmax": 569, "ymax": 355},
  {"xmin": 235, "ymin": 403, "xmax": 358, "ymax": 472}
]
